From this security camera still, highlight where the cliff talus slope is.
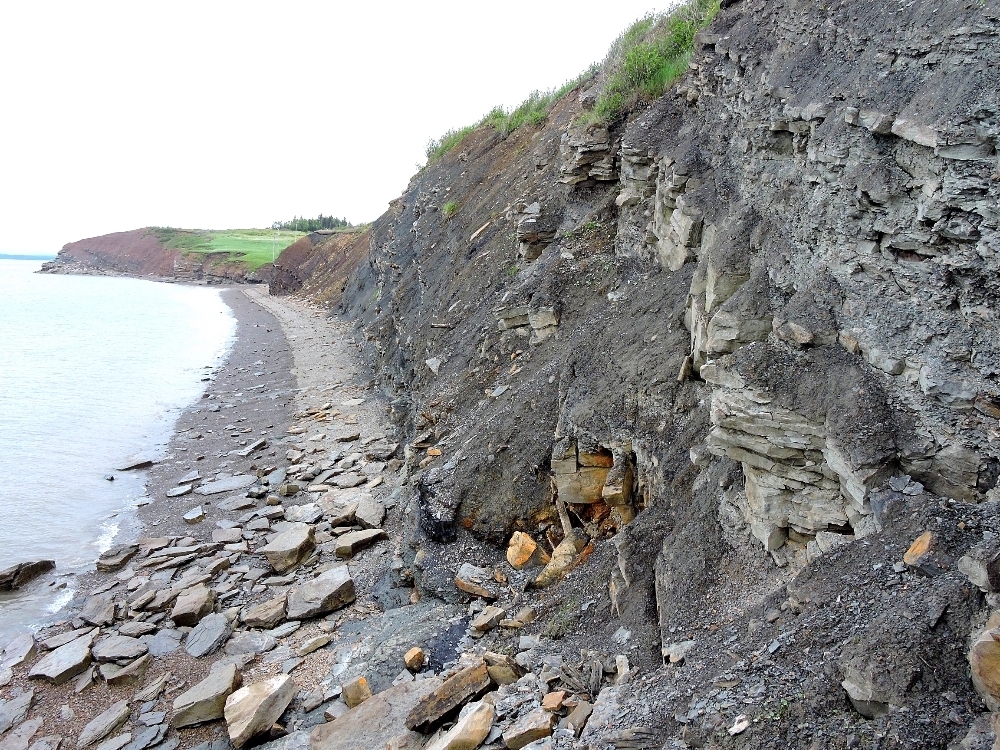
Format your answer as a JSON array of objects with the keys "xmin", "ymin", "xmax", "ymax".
[{"xmin": 285, "ymin": 0, "xmax": 1000, "ymax": 745}]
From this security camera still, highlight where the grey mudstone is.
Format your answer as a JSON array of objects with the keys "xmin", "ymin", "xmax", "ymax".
[
  {"xmin": 172, "ymin": 663, "xmax": 242, "ymax": 728},
  {"xmin": 259, "ymin": 524, "xmax": 315, "ymax": 573},
  {"xmin": 140, "ymin": 630, "xmax": 182, "ymax": 657},
  {"xmin": 117, "ymin": 622, "xmax": 156, "ymax": 638},
  {"xmin": 92, "ymin": 636, "xmax": 148, "ymax": 664},
  {"xmin": 77, "ymin": 701, "xmax": 130, "ymax": 749},
  {"xmin": 185, "ymin": 614, "xmax": 233, "ymax": 658},
  {"xmin": 354, "ymin": 497, "xmax": 385, "ymax": 530},
  {"xmin": 28, "ymin": 633, "xmax": 94, "ymax": 685},
  {"xmin": 224, "ymin": 632, "xmax": 277, "ymax": 656},
  {"xmin": 122, "ymin": 725, "xmax": 165, "ymax": 750},
  {"xmin": 1, "ymin": 633, "xmax": 37, "ymax": 670},
  {"xmin": 334, "ymin": 529, "xmax": 387, "ymax": 559},
  {"xmin": 285, "ymin": 567, "xmax": 355, "ymax": 620},
  {"xmin": 195, "ymin": 475, "xmax": 257, "ymax": 495},
  {"xmin": 0, "ymin": 688, "xmax": 35, "ymax": 734},
  {"xmin": 79, "ymin": 595, "xmax": 116, "ymax": 626}
]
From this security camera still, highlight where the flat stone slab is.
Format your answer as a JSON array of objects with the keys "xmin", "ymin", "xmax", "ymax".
[
  {"xmin": 0, "ymin": 688, "xmax": 35, "ymax": 734},
  {"xmin": 311, "ymin": 678, "xmax": 442, "ymax": 750},
  {"xmin": 116, "ymin": 456, "xmax": 154, "ymax": 471},
  {"xmin": 224, "ymin": 632, "xmax": 276, "ymax": 656},
  {"xmin": 334, "ymin": 529, "xmax": 387, "ymax": 559},
  {"xmin": 172, "ymin": 663, "xmax": 241, "ymax": 728},
  {"xmin": 78, "ymin": 700, "xmax": 131, "ymax": 749},
  {"xmin": 1, "ymin": 633, "xmax": 37, "ymax": 670},
  {"xmin": 28, "ymin": 633, "xmax": 94, "ymax": 685},
  {"xmin": 185, "ymin": 614, "xmax": 232, "ymax": 658},
  {"xmin": 79, "ymin": 594, "xmax": 116, "ymax": 626},
  {"xmin": 92, "ymin": 636, "xmax": 148, "ymax": 664},
  {"xmin": 167, "ymin": 485, "xmax": 192, "ymax": 498},
  {"xmin": 259, "ymin": 524, "xmax": 315, "ymax": 574},
  {"xmin": 195, "ymin": 476, "xmax": 257, "ymax": 496},
  {"xmin": 285, "ymin": 567, "xmax": 356, "ymax": 620},
  {"xmin": 140, "ymin": 630, "xmax": 182, "ymax": 657},
  {"xmin": 0, "ymin": 560, "xmax": 55, "ymax": 591}
]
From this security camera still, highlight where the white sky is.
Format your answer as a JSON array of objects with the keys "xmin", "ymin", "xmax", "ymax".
[{"xmin": 0, "ymin": 2, "xmax": 670, "ymax": 255}]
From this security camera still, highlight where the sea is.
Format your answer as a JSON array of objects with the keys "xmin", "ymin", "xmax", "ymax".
[{"xmin": 0, "ymin": 259, "xmax": 236, "ymax": 641}]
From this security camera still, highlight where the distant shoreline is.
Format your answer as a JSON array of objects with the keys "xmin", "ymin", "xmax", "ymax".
[{"xmin": 0, "ymin": 254, "xmax": 56, "ymax": 261}]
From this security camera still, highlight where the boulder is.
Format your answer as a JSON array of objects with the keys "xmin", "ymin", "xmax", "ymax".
[
  {"xmin": 28, "ymin": 634, "xmax": 94, "ymax": 685},
  {"xmin": 354, "ymin": 497, "xmax": 385, "ymax": 530},
  {"xmin": 533, "ymin": 531, "xmax": 588, "ymax": 588},
  {"xmin": 224, "ymin": 675, "xmax": 296, "ymax": 749},
  {"xmin": 77, "ymin": 701, "xmax": 130, "ymax": 749},
  {"xmin": 341, "ymin": 677, "xmax": 372, "ymax": 709},
  {"xmin": 195, "ymin": 475, "xmax": 257, "ymax": 496},
  {"xmin": 285, "ymin": 567, "xmax": 355, "ymax": 620},
  {"xmin": 259, "ymin": 524, "xmax": 315, "ymax": 573},
  {"xmin": 970, "ymin": 614, "xmax": 1000, "ymax": 711},
  {"xmin": 405, "ymin": 661, "xmax": 491, "ymax": 732},
  {"xmin": 310, "ymin": 679, "xmax": 442, "ymax": 750},
  {"xmin": 185, "ymin": 614, "xmax": 233, "ymax": 658},
  {"xmin": 170, "ymin": 585, "xmax": 216, "ymax": 627},
  {"xmin": 96, "ymin": 547, "xmax": 137, "ymax": 573},
  {"xmin": 502, "ymin": 708, "xmax": 554, "ymax": 750},
  {"xmin": 334, "ymin": 529, "xmax": 387, "ymax": 559},
  {"xmin": 92, "ymin": 637, "xmax": 148, "ymax": 664},
  {"xmin": 182, "ymin": 507, "xmax": 205, "ymax": 524},
  {"xmin": 423, "ymin": 699, "xmax": 494, "ymax": 750},
  {"xmin": 242, "ymin": 595, "xmax": 288, "ymax": 630},
  {"xmin": 172, "ymin": 663, "xmax": 242, "ymax": 728},
  {"xmin": 101, "ymin": 653, "xmax": 152, "ymax": 685},
  {"xmin": 506, "ymin": 533, "xmax": 550, "ymax": 570},
  {"xmin": 0, "ymin": 561, "xmax": 55, "ymax": 591}
]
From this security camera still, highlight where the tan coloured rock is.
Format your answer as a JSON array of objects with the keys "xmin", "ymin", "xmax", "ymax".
[
  {"xmin": 334, "ymin": 529, "xmax": 387, "ymax": 559},
  {"xmin": 259, "ymin": 524, "xmax": 315, "ymax": 573},
  {"xmin": 170, "ymin": 585, "xmax": 216, "ymax": 627},
  {"xmin": 471, "ymin": 606, "xmax": 505, "ymax": 633},
  {"xmin": 454, "ymin": 564, "xmax": 496, "ymax": 600},
  {"xmin": 242, "ymin": 594, "xmax": 287, "ymax": 629},
  {"xmin": 404, "ymin": 647, "xmax": 425, "ymax": 671},
  {"xmin": 483, "ymin": 652, "xmax": 521, "ymax": 685},
  {"xmin": 224, "ymin": 674, "xmax": 296, "ymax": 749},
  {"xmin": 552, "ymin": 467, "xmax": 609, "ymax": 504},
  {"xmin": 533, "ymin": 531, "xmax": 588, "ymax": 588},
  {"xmin": 505, "ymin": 533, "xmax": 550, "ymax": 570},
  {"xmin": 285, "ymin": 567, "xmax": 355, "ymax": 620},
  {"xmin": 405, "ymin": 661, "xmax": 491, "ymax": 732},
  {"xmin": 502, "ymin": 708, "xmax": 554, "ymax": 749},
  {"xmin": 172, "ymin": 663, "xmax": 241, "ymax": 728},
  {"xmin": 341, "ymin": 676, "xmax": 372, "ymax": 708},
  {"xmin": 422, "ymin": 699, "xmax": 495, "ymax": 750}
]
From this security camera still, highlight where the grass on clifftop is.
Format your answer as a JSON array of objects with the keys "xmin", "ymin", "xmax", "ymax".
[
  {"xmin": 424, "ymin": 67, "xmax": 598, "ymax": 165},
  {"xmin": 589, "ymin": 0, "xmax": 720, "ymax": 124},
  {"xmin": 423, "ymin": 0, "xmax": 718, "ymax": 165},
  {"xmin": 150, "ymin": 228, "xmax": 306, "ymax": 271}
]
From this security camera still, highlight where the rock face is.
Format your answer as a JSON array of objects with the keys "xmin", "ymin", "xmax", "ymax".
[
  {"xmin": 223, "ymin": 675, "xmax": 296, "ymax": 749},
  {"xmin": 284, "ymin": 567, "xmax": 355, "ymax": 620},
  {"xmin": 172, "ymin": 663, "xmax": 242, "ymax": 728}
]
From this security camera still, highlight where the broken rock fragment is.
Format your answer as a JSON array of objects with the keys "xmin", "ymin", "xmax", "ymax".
[
  {"xmin": 502, "ymin": 708, "xmax": 554, "ymax": 750},
  {"xmin": 77, "ymin": 701, "xmax": 130, "ymax": 749},
  {"xmin": 405, "ymin": 661, "xmax": 491, "ymax": 732},
  {"xmin": 224, "ymin": 674, "xmax": 296, "ymax": 749},
  {"xmin": 422, "ymin": 699, "xmax": 495, "ymax": 750},
  {"xmin": 285, "ymin": 566, "xmax": 355, "ymax": 620},
  {"xmin": 172, "ymin": 662, "xmax": 242, "ymax": 728},
  {"xmin": 259, "ymin": 523, "xmax": 316, "ymax": 573},
  {"xmin": 454, "ymin": 564, "xmax": 496, "ymax": 600},
  {"xmin": 506, "ymin": 532, "xmax": 550, "ymax": 570}
]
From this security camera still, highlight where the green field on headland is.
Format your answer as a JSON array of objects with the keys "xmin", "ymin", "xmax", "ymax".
[{"xmin": 149, "ymin": 228, "xmax": 306, "ymax": 271}]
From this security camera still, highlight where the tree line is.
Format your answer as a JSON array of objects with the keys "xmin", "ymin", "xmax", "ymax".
[{"xmin": 274, "ymin": 215, "xmax": 351, "ymax": 232}]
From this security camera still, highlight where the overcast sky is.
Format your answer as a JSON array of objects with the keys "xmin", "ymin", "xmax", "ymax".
[{"xmin": 0, "ymin": 2, "xmax": 671, "ymax": 255}]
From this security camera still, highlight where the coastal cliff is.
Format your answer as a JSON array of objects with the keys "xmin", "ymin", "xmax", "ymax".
[
  {"xmin": 3, "ymin": 2, "xmax": 1000, "ymax": 750},
  {"xmin": 277, "ymin": 0, "xmax": 1000, "ymax": 744},
  {"xmin": 40, "ymin": 228, "xmax": 295, "ymax": 284}
]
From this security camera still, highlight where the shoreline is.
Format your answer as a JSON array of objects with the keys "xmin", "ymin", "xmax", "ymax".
[{"xmin": 0, "ymin": 283, "xmax": 413, "ymax": 749}]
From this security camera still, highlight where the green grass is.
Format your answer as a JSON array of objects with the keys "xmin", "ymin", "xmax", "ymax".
[
  {"xmin": 149, "ymin": 227, "xmax": 307, "ymax": 271},
  {"xmin": 424, "ymin": 67, "xmax": 598, "ymax": 165},
  {"xmin": 442, "ymin": 201, "xmax": 459, "ymax": 219},
  {"xmin": 589, "ymin": 0, "xmax": 720, "ymax": 125}
]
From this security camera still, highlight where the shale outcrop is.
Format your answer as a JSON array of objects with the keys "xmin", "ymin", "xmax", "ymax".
[{"xmin": 270, "ymin": 0, "xmax": 1000, "ymax": 746}]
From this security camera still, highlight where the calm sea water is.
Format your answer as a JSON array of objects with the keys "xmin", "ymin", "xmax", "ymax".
[{"xmin": 0, "ymin": 260, "xmax": 235, "ymax": 639}]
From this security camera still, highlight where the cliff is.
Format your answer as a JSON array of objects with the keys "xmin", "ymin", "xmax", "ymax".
[
  {"xmin": 41, "ymin": 227, "xmax": 297, "ymax": 283},
  {"xmin": 276, "ymin": 0, "xmax": 1000, "ymax": 745}
]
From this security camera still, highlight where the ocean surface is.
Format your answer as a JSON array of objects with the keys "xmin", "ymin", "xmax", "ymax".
[{"xmin": 0, "ymin": 260, "xmax": 235, "ymax": 640}]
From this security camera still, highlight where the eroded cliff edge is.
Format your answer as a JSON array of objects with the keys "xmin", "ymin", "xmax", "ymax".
[{"xmin": 274, "ymin": 0, "xmax": 1000, "ymax": 744}]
